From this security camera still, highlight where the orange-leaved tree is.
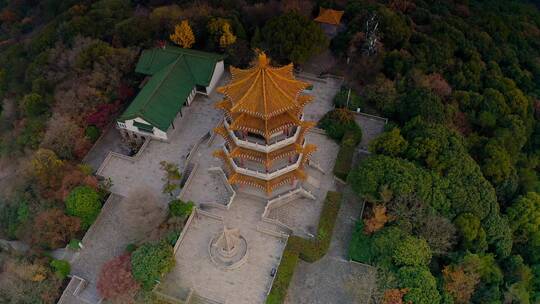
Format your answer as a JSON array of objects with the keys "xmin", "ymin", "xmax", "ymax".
[
  {"xmin": 97, "ymin": 253, "xmax": 140, "ymax": 302},
  {"xmin": 442, "ymin": 264, "xmax": 480, "ymax": 304},
  {"xmin": 364, "ymin": 205, "xmax": 392, "ymax": 234},
  {"xmin": 170, "ymin": 20, "xmax": 195, "ymax": 48}
]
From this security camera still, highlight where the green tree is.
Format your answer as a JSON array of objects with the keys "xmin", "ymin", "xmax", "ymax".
[
  {"xmin": 369, "ymin": 128, "xmax": 408, "ymax": 157},
  {"xmin": 168, "ymin": 199, "xmax": 194, "ymax": 218},
  {"xmin": 131, "ymin": 242, "xmax": 175, "ymax": 290},
  {"xmin": 65, "ymin": 186, "xmax": 102, "ymax": 229},
  {"xmin": 20, "ymin": 93, "xmax": 48, "ymax": 117},
  {"xmin": 393, "ymin": 236, "xmax": 432, "ymax": 267},
  {"xmin": 262, "ymin": 12, "xmax": 328, "ymax": 64},
  {"xmin": 378, "ymin": 7, "xmax": 412, "ymax": 49},
  {"xmin": 398, "ymin": 266, "xmax": 441, "ymax": 304},
  {"xmin": 50, "ymin": 259, "xmax": 70, "ymax": 279},
  {"xmin": 506, "ymin": 192, "xmax": 540, "ymax": 247}
]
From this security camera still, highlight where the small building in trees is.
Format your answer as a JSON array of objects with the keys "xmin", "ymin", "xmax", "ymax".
[
  {"xmin": 117, "ymin": 47, "xmax": 224, "ymax": 141},
  {"xmin": 314, "ymin": 7, "xmax": 344, "ymax": 37},
  {"xmin": 214, "ymin": 52, "xmax": 317, "ymax": 195}
]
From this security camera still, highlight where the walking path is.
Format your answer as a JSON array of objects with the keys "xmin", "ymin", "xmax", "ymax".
[{"xmin": 284, "ymin": 186, "xmax": 376, "ymax": 304}]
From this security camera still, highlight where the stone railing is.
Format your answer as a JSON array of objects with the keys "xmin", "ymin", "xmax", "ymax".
[
  {"xmin": 173, "ymin": 208, "xmax": 198, "ymax": 254},
  {"xmin": 178, "ymin": 163, "xmax": 199, "ymax": 201},
  {"xmin": 183, "ymin": 132, "xmax": 210, "ymax": 170},
  {"xmin": 207, "ymin": 167, "xmax": 236, "ymax": 209},
  {"xmin": 96, "ymin": 138, "xmax": 150, "ymax": 178},
  {"xmin": 223, "ymin": 119, "xmax": 301, "ymax": 153},
  {"xmin": 262, "ymin": 186, "xmax": 315, "ymax": 219},
  {"xmin": 353, "ymin": 111, "xmax": 388, "ymax": 124}
]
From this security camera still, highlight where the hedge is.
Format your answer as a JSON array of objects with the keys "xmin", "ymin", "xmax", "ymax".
[
  {"xmin": 265, "ymin": 245, "xmax": 300, "ymax": 304},
  {"xmin": 333, "ymin": 131, "xmax": 362, "ymax": 181},
  {"xmin": 266, "ymin": 191, "xmax": 342, "ymax": 303}
]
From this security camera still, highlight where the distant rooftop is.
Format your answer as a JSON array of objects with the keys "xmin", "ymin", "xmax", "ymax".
[
  {"xmin": 314, "ymin": 7, "xmax": 344, "ymax": 25},
  {"xmin": 119, "ymin": 47, "xmax": 223, "ymax": 131}
]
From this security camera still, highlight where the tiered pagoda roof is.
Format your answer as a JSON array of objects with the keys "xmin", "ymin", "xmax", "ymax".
[{"xmin": 214, "ymin": 52, "xmax": 316, "ymax": 195}]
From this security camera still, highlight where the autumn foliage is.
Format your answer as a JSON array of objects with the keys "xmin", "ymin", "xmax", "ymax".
[
  {"xmin": 97, "ymin": 254, "xmax": 140, "ymax": 301},
  {"xmin": 383, "ymin": 288, "xmax": 410, "ymax": 304},
  {"xmin": 31, "ymin": 209, "xmax": 81, "ymax": 249},
  {"xmin": 170, "ymin": 20, "xmax": 195, "ymax": 48},
  {"xmin": 442, "ymin": 264, "xmax": 480, "ymax": 304},
  {"xmin": 85, "ymin": 101, "xmax": 122, "ymax": 129},
  {"xmin": 364, "ymin": 205, "xmax": 392, "ymax": 234}
]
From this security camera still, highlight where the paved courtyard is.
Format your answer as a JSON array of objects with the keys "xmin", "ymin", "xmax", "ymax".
[
  {"xmin": 158, "ymin": 194, "xmax": 287, "ymax": 304},
  {"xmin": 59, "ymin": 71, "xmax": 375, "ymax": 304}
]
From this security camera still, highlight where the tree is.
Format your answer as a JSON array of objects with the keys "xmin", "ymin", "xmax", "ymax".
[
  {"xmin": 65, "ymin": 186, "xmax": 102, "ymax": 229},
  {"xmin": 41, "ymin": 114, "xmax": 83, "ymax": 159},
  {"xmin": 207, "ymin": 18, "xmax": 236, "ymax": 49},
  {"xmin": 50, "ymin": 259, "xmax": 70, "ymax": 279},
  {"xmin": 392, "ymin": 235, "xmax": 432, "ymax": 267},
  {"xmin": 170, "ymin": 20, "xmax": 195, "ymax": 48},
  {"xmin": 398, "ymin": 266, "xmax": 441, "ymax": 304},
  {"xmin": 160, "ymin": 161, "xmax": 182, "ymax": 196},
  {"xmin": 262, "ymin": 12, "xmax": 328, "ymax": 64},
  {"xmin": 97, "ymin": 254, "xmax": 140, "ymax": 301},
  {"xmin": 31, "ymin": 209, "xmax": 81, "ymax": 249},
  {"xmin": 131, "ymin": 242, "xmax": 175, "ymax": 290},
  {"xmin": 506, "ymin": 192, "xmax": 540, "ymax": 245},
  {"xmin": 442, "ymin": 264, "xmax": 480, "ymax": 304},
  {"xmin": 454, "ymin": 212, "xmax": 487, "ymax": 252},
  {"xmin": 364, "ymin": 205, "xmax": 392, "ymax": 234},
  {"xmin": 20, "ymin": 93, "xmax": 48, "ymax": 118},
  {"xmin": 168, "ymin": 200, "xmax": 194, "ymax": 218},
  {"xmin": 417, "ymin": 215, "xmax": 456, "ymax": 256},
  {"xmin": 382, "ymin": 288, "xmax": 409, "ymax": 304},
  {"xmin": 31, "ymin": 148, "xmax": 64, "ymax": 189},
  {"xmin": 369, "ymin": 128, "xmax": 408, "ymax": 157},
  {"xmin": 378, "ymin": 7, "xmax": 412, "ymax": 49}
]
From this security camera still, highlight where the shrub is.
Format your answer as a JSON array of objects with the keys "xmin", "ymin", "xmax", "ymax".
[
  {"xmin": 318, "ymin": 109, "xmax": 362, "ymax": 142},
  {"xmin": 265, "ymin": 245, "xmax": 300, "ymax": 304},
  {"xmin": 393, "ymin": 236, "xmax": 432, "ymax": 267},
  {"xmin": 334, "ymin": 131, "xmax": 362, "ymax": 181},
  {"xmin": 68, "ymin": 239, "xmax": 81, "ymax": 250},
  {"xmin": 348, "ymin": 221, "xmax": 374, "ymax": 263},
  {"xmin": 85, "ymin": 125, "xmax": 101, "ymax": 142},
  {"xmin": 168, "ymin": 200, "xmax": 194, "ymax": 218},
  {"xmin": 50, "ymin": 259, "xmax": 70, "ymax": 279},
  {"xmin": 97, "ymin": 254, "xmax": 140, "ymax": 300},
  {"xmin": 131, "ymin": 242, "xmax": 175, "ymax": 290},
  {"xmin": 65, "ymin": 186, "xmax": 102, "ymax": 229},
  {"xmin": 126, "ymin": 243, "xmax": 137, "ymax": 253},
  {"xmin": 288, "ymin": 191, "xmax": 342, "ymax": 262}
]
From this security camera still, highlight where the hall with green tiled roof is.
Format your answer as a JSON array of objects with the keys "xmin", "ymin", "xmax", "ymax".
[{"xmin": 117, "ymin": 46, "xmax": 224, "ymax": 141}]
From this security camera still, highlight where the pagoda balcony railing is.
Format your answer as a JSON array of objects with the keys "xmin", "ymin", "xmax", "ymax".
[
  {"xmin": 223, "ymin": 119, "xmax": 302, "ymax": 153},
  {"xmin": 222, "ymin": 146, "xmax": 303, "ymax": 181}
]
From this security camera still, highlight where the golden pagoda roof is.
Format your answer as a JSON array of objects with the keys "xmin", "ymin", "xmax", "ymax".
[
  {"xmin": 214, "ymin": 150, "xmax": 312, "ymax": 194},
  {"xmin": 217, "ymin": 52, "xmax": 311, "ymax": 119},
  {"xmin": 314, "ymin": 8, "xmax": 344, "ymax": 25}
]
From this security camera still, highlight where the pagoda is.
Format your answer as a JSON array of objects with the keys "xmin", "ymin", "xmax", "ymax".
[{"xmin": 213, "ymin": 52, "xmax": 317, "ymax": 195}]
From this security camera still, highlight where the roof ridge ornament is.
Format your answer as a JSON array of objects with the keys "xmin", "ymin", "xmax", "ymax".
[{"xmin": 255, "ymin": 49, "xmax": 269, "ymax": 67}]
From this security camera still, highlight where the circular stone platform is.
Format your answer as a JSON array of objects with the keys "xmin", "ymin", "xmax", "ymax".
[{"xmin": 209, "ymin": 227, "xmax": 248, "ymax": 270}]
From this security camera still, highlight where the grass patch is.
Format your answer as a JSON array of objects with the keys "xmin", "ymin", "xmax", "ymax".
[{"xmin": 266, "ymin": 191, "xmax": 342, "ymax": 303}]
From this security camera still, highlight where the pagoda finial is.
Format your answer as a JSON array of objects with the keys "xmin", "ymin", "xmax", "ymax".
[{"xmin": 255, "ymin": 49, "xmax": 269, "ymax": 67}]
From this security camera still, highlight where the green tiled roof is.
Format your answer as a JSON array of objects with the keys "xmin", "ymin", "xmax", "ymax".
[{"xmin": 119, "ymin": 47, "xmax": 223, "ymax": 131}]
